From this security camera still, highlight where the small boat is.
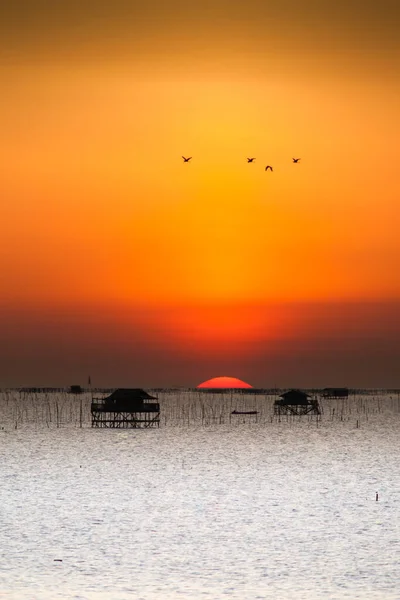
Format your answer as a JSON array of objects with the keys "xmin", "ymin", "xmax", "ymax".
[{"xmin": 231, "ymin": 410, "xmax": 258, "ymax": 415}]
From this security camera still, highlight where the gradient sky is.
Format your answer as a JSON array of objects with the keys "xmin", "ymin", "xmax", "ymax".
[{"xmin": 1, "ymin": 1, "xmax": 399, "ymax": 387}]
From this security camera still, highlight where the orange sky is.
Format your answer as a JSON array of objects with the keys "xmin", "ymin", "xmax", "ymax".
[{"xmin": 0, "ymin": 1, "xmax": 399, "ymax": 386}]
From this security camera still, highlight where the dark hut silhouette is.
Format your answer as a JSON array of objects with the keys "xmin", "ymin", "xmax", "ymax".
[
  {"xmin": 322, "ymin": 388, "xmax": 348, "ymax": 399},
  {"xmin": 91, "ymin": 388, "xmax": 160, "ymax": 428},
  {"xmin": 69, "ymin": 385, "xmax": 83, "ymax": 394},
  {"xmin": 274, "ymin": 389, "xmax": 321, "ymax": 416}
]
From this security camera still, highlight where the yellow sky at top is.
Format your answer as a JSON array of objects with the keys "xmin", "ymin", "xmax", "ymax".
[{"xmin": 1, "ymin": 1, "xmax": 399, "ymax": 311}]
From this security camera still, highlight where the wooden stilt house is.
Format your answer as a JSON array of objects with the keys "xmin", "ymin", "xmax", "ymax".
[
  {"xmin": 274, "ymin": 389, "xmax": 321, "ymax": 416},
  {"xmin": 91, "ymin": 388, "xmax": 160, "ymax": 428}
]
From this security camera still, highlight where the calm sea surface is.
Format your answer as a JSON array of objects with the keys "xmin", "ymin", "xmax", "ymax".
[{"xmin": 0, "ymin": 391, "xmax": 399, "ymax": 599}]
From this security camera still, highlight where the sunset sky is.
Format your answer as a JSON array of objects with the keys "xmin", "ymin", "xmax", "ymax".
[{"xmin": 1, "ymin": 1, "xmax": 399, "ymax": 387}]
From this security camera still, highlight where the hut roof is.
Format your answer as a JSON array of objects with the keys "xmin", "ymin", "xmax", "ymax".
[
  {"xmin": 104, "ymin": 388, "xmax": 157, "ymax": 402},
  {"xmin": 280, "ymin": 389, "xmax": 310, "ymax": 398},
  {"xmin": 279, "ymin": 389, "xmax": 311, "ymax": 402}
]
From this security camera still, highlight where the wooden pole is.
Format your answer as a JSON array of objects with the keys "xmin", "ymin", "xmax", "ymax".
[
  {"xmin": 79, "ymin": 395, "xmax": 83, "ymax": 428},
  {"xmin": 88, "ymin": 375, "xmax": 93, "ymax": 428}
]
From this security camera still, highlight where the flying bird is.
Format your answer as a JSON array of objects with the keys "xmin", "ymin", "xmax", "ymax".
[
  {"xmin": 265, "ymin": 165, "xmax": 273, "ymax": 172},
  {"xmin": 182, "ymin": 156, "xmax": 192, "ymax": 162},
  {"xmin": 292, "ymin": 158, "xmax": 301, "ymax": 163},
  {"xmin": 247, "ymin": 157, "xmax": 256, "ymax": 163}
]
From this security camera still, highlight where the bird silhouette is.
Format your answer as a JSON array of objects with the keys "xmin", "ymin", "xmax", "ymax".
[
  {"xmin": 292, "ymin": 158, "xmax": 301, "ymax": 163},
  {"xmin": 182, "ymin": 156, "xmax": 192, "ymax": 162},
  {"xmin": 265, "ymin": 165, "xmax": 273, "ymax": 172},
  {"xmin": 247, "ymin": 157, "xmax": 256, "ymax": 163}
]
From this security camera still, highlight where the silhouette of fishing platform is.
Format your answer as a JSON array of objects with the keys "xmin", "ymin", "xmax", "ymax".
[
  {"xmin": 91, "ymin": 389, "xmax": 160, "ymax": 428},
  {"xmin": 69, "ymin": 385, "xmax": 83, "ymax": 394},
  {"xmin": 274, "ymin": 390, "xmax": 321, "ymax": 416},
  {"xmin": 322, "ymin": 387, "xmax": 348, "ymax": 399}
]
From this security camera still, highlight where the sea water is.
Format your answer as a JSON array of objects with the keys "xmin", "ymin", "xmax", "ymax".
[{"xmin": 0, "ymin": 391, "xmax": 399, "ymax": 599}]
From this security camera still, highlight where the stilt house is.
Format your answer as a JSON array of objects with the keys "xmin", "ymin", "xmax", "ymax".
[
  {"xmin": 91, "ymin": 388, "xmax": 160, "ymax": 428},
  {"xmin": 274, "ymin": 389, "xmax": 321, "ymax": 416}
]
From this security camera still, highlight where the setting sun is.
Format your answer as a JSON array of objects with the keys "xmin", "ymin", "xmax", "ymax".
[{"xmin": 197, "ymin": 376, "xmax": 253, "ymax": 389}]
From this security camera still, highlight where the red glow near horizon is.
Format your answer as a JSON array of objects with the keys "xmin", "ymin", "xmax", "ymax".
[{"xmin": 197, "ymin": 376, "xmax": 253, "ymax": 389}]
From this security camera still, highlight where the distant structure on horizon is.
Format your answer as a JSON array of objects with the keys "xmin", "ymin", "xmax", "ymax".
[
  {"xmin": 69, "ymin": 385, "xmax": 83, "ymax": 394},
  {"xmin": 197, "ymin": 376, "xmax": 253, "ymax": 389},
  {"xmin": 322, "ymin": 388, "xmax": 349, "ymax": 399}
]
